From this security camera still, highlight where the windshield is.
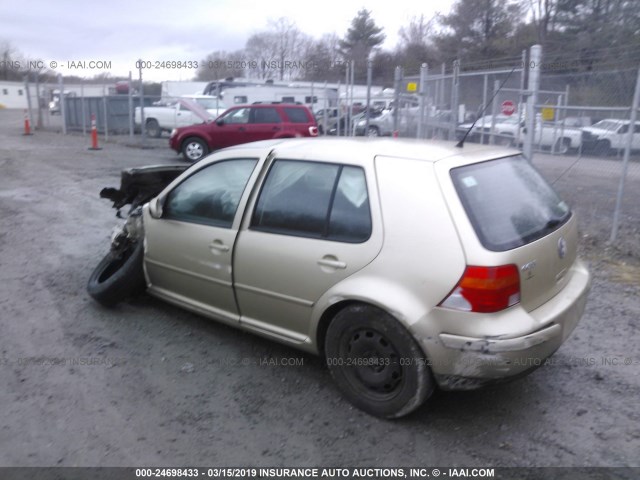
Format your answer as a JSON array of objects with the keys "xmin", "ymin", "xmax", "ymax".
[
  {"xmin": 194, "ymin": 98, "xmax": 223, "ymax": 110},
  {"xmin": 592, "ymin": 120, "xmax": 622, "ymax": 131},
  {"xmin": 451, "ymin": 155, "xmax": 571, "ymax": 251}
]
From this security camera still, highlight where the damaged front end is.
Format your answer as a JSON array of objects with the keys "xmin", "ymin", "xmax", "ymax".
[
  {"xmin": 100, "ymin": 164, "xmax": 188, "ymax": 214},
  {"xmin": 88, "ymin": 164, "xmax": 188, "ymax": 306}
]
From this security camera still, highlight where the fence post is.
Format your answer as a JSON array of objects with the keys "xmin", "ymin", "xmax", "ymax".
[
  {"xmin": 440, "ymin": 63, "xmax": 445, "ymax": 108},
  {"xmin": 523, "ymin": 45, "xmax": 542, "ymax": 160},
  {"xmin": 515, "ymin": 49, "xmax": 527, "ymax": 148},
  {"xmin": 393, "ymin": 66, "xmax": 402, "ymax": 136},
  {"xmin": 490, "ymin": 80, "xmax": 500, "ymax": 145},
  {"xmin": 349, "ymin": 60, "xmax": 355, "ymax": 136},
  {"xmin": 35, "ymin": 72, "xmax": 43, "ymax": 129},
  {"xmin": 102, "ymin": 83, "xmax": 109, "ymax": 142},
  {"xmin": 344, "ymin": 62, "xmax": 350, "ymax": 137},
  {"xmin": 81, "ymin": 84, "xmax": 86, "ymax": 136},
  {"xmin": 610, "ymin": 66, "xmax": 640, "ymax": 243},
  {"xmin": 449, "ymin": 60, "xmax": 460, "ymax": 140},
  {"xmin": 417, "ymin": 63, "xmax": 428, "ymax": 139},
  {"xmin": 365, "ymin": 58, "xmax": 372, "ymax": 135},
  {"xmin": 128, "ymin": 71, "xmax": 134, "ymax": 139},
  {"xmin": 138, "ymin": 61, "xmax": 145, "ymax": 143},
  {"xmin": 58, "ymin": 74, "xmax": 67, "ymax": 135},
  {"xmin": 23, "ymin": 73, "xmax": 34, "ymax": 133}
]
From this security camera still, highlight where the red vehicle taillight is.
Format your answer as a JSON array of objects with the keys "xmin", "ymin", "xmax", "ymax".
[
  {"xmin": 439, "ymin": 265, "xmax": 521, "ymax": 313},
  {"xmin": 309, "ymin": 126, "xmax": 318, "ymax": 136}
]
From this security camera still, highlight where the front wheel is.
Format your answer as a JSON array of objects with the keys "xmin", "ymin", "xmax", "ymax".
[
  {"xmin": 496, "ymin": 133, "xmax": 514, "ymax": 147},
  {"xmin": 182, "ymin": 137, "xmax": 209, "ymax": 162},
  {"xmin": 325, "ymin": 304, "xmax": 435, "ymax": 418},
  {"xmin": 593, "ymin": 140, "xmax": 611, "ymax": 156},
  {"xmin": 554, "ymin": 137, "xmax": 571, "ymax": 155},
  {"xmin": 87, "ymin": 240, "xmax": 146, "ymax": 307}
]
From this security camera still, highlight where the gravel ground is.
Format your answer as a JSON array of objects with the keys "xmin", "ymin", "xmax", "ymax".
[{"xmin": 0, "ymin": 109, "xmax": 638, "ymax": 468}]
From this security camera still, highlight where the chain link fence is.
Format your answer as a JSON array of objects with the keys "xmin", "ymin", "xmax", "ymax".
[{"xmin": 22, "ymin": 48, "xmax": 640, "ymax": 255}]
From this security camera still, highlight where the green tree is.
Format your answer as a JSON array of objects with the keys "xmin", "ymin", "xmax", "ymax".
[
  {"xmin": 434, "ymin": 0, "xmax": 523, "ymax": 64},
  {"xmin": 339, "ymin": 9, "xmax": 386, "ymax": 82}
]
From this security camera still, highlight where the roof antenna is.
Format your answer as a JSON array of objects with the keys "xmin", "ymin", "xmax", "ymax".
[{"xmin": 456, "ymin": 65, "xmax": 518, "ymax": 148}]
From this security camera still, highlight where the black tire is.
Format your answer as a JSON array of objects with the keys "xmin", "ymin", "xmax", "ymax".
[
  {"xmin": 367, "ymin": 126, "xmax": 380, "ymax": 137},
  {"xmin": 145, "ymin": 119, "xmax": 162, "ymax": 138},
  {"xmin": 182, "ymin": 137, "xmax": 209, "ymax": 162},
  {"xmin": 593, "ymin": 140, "xmax": 611, "ymax": 156},
  {"xmin": 496, "ymin": 133, "xmax": 514, "ymax": 147},
  {"xmin": 87, "ymin": 241, "xmax": 146, "ymax": 307},
  {"xmin": 325, "ymin": 304, "xmax": 435, "ymax": 418},
  {"xmin": 554, "ymin": 137, "xmax": 571, "ymax": 155}
]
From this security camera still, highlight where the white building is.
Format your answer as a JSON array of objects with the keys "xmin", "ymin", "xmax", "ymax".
[{"xmin": 0, "ymin": 81, "xmax": 28, "ymax": 109}]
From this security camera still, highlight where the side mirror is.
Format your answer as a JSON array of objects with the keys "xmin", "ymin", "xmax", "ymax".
[
  {"xmin": 149, "ymin": 196, "xmax": 164, "ymax": 219},
  {"xmin": 216, "ymin": 118, "xmax": 225, "ymax": 126}
]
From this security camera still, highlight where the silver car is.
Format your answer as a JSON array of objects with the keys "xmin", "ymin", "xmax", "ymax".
[{"xmin": 88, "ymin": 138, "xmax": 591, "ymax": 418}]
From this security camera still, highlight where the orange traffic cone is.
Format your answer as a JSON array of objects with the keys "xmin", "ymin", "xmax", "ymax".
[
  {"xmin": 88, "ymin": 114, "xmax": 102, "ymax": 150},
  {"xmin": 23, "ymin": 109, "xmax": 33, "ymax": 136}
]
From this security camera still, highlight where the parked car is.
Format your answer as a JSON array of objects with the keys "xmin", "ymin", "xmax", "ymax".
[
  {"xmin": 354, "ymin": 107, "xmax": 420, "ymax": 137},
  {"xmin": 88, "ymin": 138, "xmax": 590, "ymax": 419},
  {"xmin": 523, "ymin": 120, "xmax": 583, "ymax": 154},
  {"xmin": 169, "ymin": 103, "xmax": 318, "ymax": 161},
  {"xmin": 581, "ymin": 119, "xmax": 640, "ymax": 155},
  {"xmin": 134, "ymin": 95, "xmax": 225, "ymax": 138},
  {"xmin": 456, "ymin": 114, "xmax": 522, "ymax": 145}
]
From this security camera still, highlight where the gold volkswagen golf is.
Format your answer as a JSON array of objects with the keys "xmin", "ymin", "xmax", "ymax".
[{"xmin": 88, "ymin": 138, "xmax": 591, "ymax": 418}]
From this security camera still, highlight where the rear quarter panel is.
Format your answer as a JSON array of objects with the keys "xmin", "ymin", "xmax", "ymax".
[{"xmin": 310, "ymin": 155, "xmax": 466, "ymax": 346}]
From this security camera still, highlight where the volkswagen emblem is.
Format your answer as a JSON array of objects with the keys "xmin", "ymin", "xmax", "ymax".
[{"xmin": 558, "ymin": 237, "xmax": 567, "ymax": 259}]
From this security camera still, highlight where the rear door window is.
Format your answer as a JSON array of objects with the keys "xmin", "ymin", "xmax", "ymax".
[
  {"xmin": 450, "ymin": 155, "xmax": 571, "ymax": 251},
  {"xmin": 251, "ymin": 107, "xmax": 281, "ymax": 124},
  {"xmin": 251, "ymin": 160, "xmax": 371, "ymax": 243},
  {"xmin": 283, "ymin": 107, "xmax": 311, "ymax": 123}
]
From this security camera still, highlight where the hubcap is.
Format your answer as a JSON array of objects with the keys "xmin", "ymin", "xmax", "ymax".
[
  {"xmin": 186, "ymin": 142, "xmax": 203, "ymax": 160},
  {"xmin": 345, "ymin": 329, "xmax": 403, "ymax": 394}
]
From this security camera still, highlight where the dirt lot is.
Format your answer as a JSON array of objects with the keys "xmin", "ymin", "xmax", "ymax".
[{"xmin": 0, "ymin": 109, "xmax": 638, "ymax": 469}]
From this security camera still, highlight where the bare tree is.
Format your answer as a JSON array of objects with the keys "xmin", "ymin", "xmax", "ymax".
[
  {"xmin": 528, "ymin": 0, "xmax": 559, "ymax": 45},
  {"xmin": 196, "ymin": 50, "xmax": 247, "ymax": 81},
  {"xmin": 399, "ymin": 14, "xmax": 435, "ymax": 48}
]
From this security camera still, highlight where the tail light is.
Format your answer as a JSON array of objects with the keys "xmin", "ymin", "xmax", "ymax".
[
  {"xmin": 309, "ymin": 126, "xmax": 318, "ymax": 137},
  {"xmin": 439, "ymin": 265, "xmax": 520, "ymax": 313}
]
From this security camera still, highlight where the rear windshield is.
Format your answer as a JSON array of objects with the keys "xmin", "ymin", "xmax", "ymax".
[
  {"xmin": 450, "ymin": 155, "xmax": 571, "ymax": 251},
  {"xmin": 284, "ymin": 107, "xmax": 312, "ymax": 123}
]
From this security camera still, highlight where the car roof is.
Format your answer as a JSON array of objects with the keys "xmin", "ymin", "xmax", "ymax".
[
  {"xmin": 222, "ymin": 137, "xmax": 519, "ymax": 164},
  {"xmin": 230, "ymin": 103, "xmax": 309, "ymax": 108}
]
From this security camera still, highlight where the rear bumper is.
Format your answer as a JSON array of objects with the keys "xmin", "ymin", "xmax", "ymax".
[{"xmin": 415, "ymin": 259, "xmax": 591, "ymax": 390}]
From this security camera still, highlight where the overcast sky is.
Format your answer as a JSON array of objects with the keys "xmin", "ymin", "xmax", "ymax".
[{"xmin": 0, "ymin": 0, "xmax": 455, "ymax": 82}]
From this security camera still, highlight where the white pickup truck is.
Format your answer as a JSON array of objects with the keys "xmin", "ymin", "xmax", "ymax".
[
  {"xmin": 525, "ymin": 120, "xmax": 583, "ymax": 154},
  {"xmin": 580, "ymin": 119, "xmax": 640, "ymax": 155},
  {"xmin": 457, "ymin": 114, "xmax": 583, "ymax": 153},
  {"xmin": 134, "ymin": 95, "xmax": 226, "ymax": 137}
]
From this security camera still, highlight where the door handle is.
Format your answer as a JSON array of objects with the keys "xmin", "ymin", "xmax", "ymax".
[
  {"xmin": 238, "ymin": 127, "xmax": 246, "ymax": 132},
  {"xmin": 209, "ymin": 240, "xmax": 230, "ymax": 253},
  {"xmin": 317, "ymin": 257, "xmax": 347, "ymax": 269},
  {"xmin": 272, "ymin": 126, "xmax": 281, "ymax": 131}
]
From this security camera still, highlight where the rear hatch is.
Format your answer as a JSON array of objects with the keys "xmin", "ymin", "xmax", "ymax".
[{"xmin": 442, "ymin": 154, "xmax": 576, "ymax": 313}]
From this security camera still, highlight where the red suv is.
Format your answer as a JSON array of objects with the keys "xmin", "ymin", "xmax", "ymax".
[{"xmin": 169, "ymin": 103, "xmax": 318, "ymax": 161}]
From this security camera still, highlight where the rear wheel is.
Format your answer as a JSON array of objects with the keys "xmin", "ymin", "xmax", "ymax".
[
  {"xmin": 367, "ymin": 126, "xmax": 380, "ymax": 137},
  {"xmin": 554, "ymin": 137, "xmax": 571, "ymax": 155},
  {"xmin": 182, "ymin": 137, "xmax": 209, "ymax": 162},
  {"xmin": 145, "ymin": 119, "xmax": 162, "ymax": 138},
  {"xmin": 325, "ymin": 304, "xmax": 434, "ymax": 418}
]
